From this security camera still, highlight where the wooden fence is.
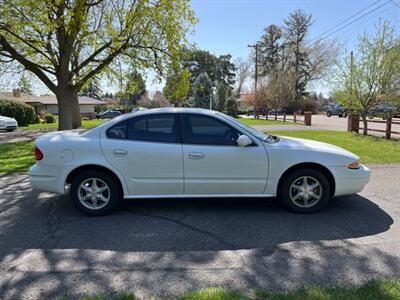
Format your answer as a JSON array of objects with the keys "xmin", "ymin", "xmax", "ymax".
[
  {"xmin": 348, "ymin": 115, "xmax": 400, "ymax": 139},
  {"xmin": 262, "ymin": 111, "xmax": 312, "ymax": 126}
]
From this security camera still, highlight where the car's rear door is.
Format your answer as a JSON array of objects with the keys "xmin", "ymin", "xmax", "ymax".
[
  {"xmin": 180, "ymin": 113, "xmax": 268, "ymax": 195},
  {"xmin": 101, "ymin": 113, "xmax": 183, "ymax": 195}
]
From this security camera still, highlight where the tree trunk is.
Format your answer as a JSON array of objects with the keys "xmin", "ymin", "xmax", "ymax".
[
  {"xmin": 362, "ymin": 114, "xmax": 368, "ymax": 136},
  {"xmin": 56, "ymin": 88, "xmax": 81, "ymax": 130}
]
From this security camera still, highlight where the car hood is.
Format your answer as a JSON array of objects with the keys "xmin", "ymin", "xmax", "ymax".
[
  {"xmin": 0, "ymin": 115, "xmax": 17, "ymax": 123},
  {"xmin": 270, "ymin": 136, "xmax": 359, "ymax": 160}
]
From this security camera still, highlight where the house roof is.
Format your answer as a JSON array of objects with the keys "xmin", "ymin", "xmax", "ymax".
[{"xmin": 0, "ymin": 93, "xmax": 105, "ymax": 105}]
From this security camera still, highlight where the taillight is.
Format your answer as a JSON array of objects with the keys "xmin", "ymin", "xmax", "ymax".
[{"xmin": 35, "ymin": 146, "xmax": 43, "ymax": 161}]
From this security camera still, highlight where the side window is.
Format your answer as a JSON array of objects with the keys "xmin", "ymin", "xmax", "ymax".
[
  {"xmin": 107, "ymin": 121, "xmax": 127, "ymax": 139},
  {"xmin": 127, "ymin": 114, "xmax": 178, "ymax": 143},
  {"xmin": 182, "ymin": 114, "xmax": 241, "ymax": 146}
]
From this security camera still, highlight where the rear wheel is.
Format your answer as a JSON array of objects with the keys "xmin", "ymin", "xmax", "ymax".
[
  {"xmin": 326, "ymin": 112, "xmax": 331, "ymax": 117},
  {"xmin": 70, "ymin": 170, "xmax": 121, "ymax": 216},
  {"xmin": 279, "ymin": 168, "xmax": 331, "ymax": 213}
]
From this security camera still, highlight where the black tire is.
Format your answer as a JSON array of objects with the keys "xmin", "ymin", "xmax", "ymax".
[
  {"xmin": 70, "ymin": 169, "xmax": 121, "ymax": 216},
  {"xmin": 278, "ymin": 168, "xmax": 331, "ymax": 213},
  {"xmin": 6, "ymin": 129, "xmax": 15, "ymax": 132},
  {"xmin": 326, "ymin": 112, "xmax": 331, "ymax": 117},
  {"xmin": 338, "ymin": 114, "xmax": 343, "ymax": 118}
]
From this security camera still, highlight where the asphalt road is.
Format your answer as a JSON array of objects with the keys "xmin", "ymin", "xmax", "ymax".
[{"xmin": 1, "ymin": 165, "xmax": 400, "ymax": 299}]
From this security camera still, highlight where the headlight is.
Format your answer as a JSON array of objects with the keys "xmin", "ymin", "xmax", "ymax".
[{"xmin": 347, "ymin": 161, "xmax": 361, "ymax": 169}]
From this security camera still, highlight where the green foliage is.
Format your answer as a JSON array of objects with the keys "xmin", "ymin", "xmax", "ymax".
[
  {"xmin": 118, "ymin": 71, "xmax": 147, "ymax": 110},
  {"xmin": 0, "ymin": 98, "xmax": 35, "ymax": 126},
  {"xmin": 163, "ymin": 67, "xmax": 191, "ymax": 106},
  {"xmin": 44, "ymin": 113, "xmax": 56, "ymax": 124},
  {"xmin": 0, "ymin": 0, "xmax": 196, "ymax": 129},
  {"xmin": 182, "ymin": 48, "xmax": 236, "ymax": 89},
  {"xmin": 215, "ymin": 82, "xmax": 230, "ymax": 112},
  {"xmin": 191, "ymin": 73, "xmax": 213, "ymax": 108},
  {"xmin": 178, "ymin": 288, "xmax": 247, "ymax": 300},
  {"xmin": 80, "ymin": 76, "xmax": 102, "ymax": 99},
  {"xmin": 33, "ymin": 115, "xmax": 41, "ymax": 124},
  {"xmin": 17, "ymin": 74, "xmax": 33, "ymax": 95},
  {"xmin": 225, "ymin": 95, "xmax": 238, "ymax": 117},
  {"xmin": 333, "ymin": 21, "xmax": 400, "ymax": 116}
]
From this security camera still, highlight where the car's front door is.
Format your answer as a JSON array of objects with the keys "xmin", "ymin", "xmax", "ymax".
[
  {"xmin": 181, "ymin": 113, "xmax": 268, "ymax": 195},
  {"xmin": 101, "ymin": 113, "xmax": 183, "ymax": 195}
]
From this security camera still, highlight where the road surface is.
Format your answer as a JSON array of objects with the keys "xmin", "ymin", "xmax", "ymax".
[{"xmin": 1, "ymin": 165, "xmax": 400, "ymax": 299}]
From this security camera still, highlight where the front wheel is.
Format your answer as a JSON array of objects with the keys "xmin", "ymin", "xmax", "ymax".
[
  {"xmin": 279, "ymin": 168, "xmax": 331, "ymax": 213},
  {"xmin": 70, "ymin": 170, "xmax": 121, "ymax": 216},
  {"xmin": 326, "ymin": 112, "xmax": 331, "ymax": 117}
]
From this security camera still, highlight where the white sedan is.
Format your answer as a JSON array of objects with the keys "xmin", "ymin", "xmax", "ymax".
[
  {"xmin": 0, "ymin": 115, "xmax": 18, "ymax": 131},
  {"xmin": 29, "ymin": 108, "xmax": 371, "ymax": 215}
]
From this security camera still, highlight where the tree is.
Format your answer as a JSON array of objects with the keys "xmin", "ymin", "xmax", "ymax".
[
  {"xmin": 120, "ymin": 70, "xmax": 146, "ymax": 109},
  {"xmin": 225, "ymin": 94, "xmax": 238, "ymax": 117},
  {"xmin": 215, "ymin": 82, "xmax": 229, "ymax": 112},
  {"xmin": 18, "ymin": 73, "xmax": 33, "ymax": 95},
  {"xmin": 333, "ymin": 21, "xmax": 400, "ymax": 135},
  {"xmin": 80, "ymin": 76, "xmax": 102, "ymax": 99},
  {"xmin": 182, "ymin": 48, "xmax": 236, "ymax": 88},
  {"xmin": 191, "ymin": 72, "xmax": 213, "ymax": 109},
  {"xmin": 163, "ymin": 66, "xmax": 191, "ymax": 106},
  {"xmin": 0, "ymin": 0, "xmax": 196, "ymax": 130},
  {"xmin": 259, "ymin": 24, "xmax": 285, "ymax": 77},
  {"xmin": 234, "ymin": 57, "xmax": 251, "ymax": 96}
]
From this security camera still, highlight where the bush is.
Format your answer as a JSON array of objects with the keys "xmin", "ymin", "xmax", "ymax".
[
  {"xmin": 44, "ymin": 113, "xmax": 56, "ymax": 123},
  {"xmin": 34, "ymin": 115, "xmax": 41, "ymax": 124},
  {"xmin": 0, "ymin": 98, "xmax": 36, "ymax": 126}
]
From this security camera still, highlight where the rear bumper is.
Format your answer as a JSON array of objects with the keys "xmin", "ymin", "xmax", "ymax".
[
  {"xmin": 330, "ymin": 164, "xmax": 371, "ymax": 197},
  {"xmin": 29, "ymin": 163, "xmax": 66, "ymax": 194}
]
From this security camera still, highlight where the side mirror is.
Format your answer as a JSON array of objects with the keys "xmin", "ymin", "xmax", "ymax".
[{"xmin": 237, "ymin": 135, "xmax": 252, "ymax": 147}]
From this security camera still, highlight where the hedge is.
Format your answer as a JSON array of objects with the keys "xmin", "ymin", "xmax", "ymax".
[{"xmin": 0, "ymin": 98, "xmax": 36, "ymax": 126}]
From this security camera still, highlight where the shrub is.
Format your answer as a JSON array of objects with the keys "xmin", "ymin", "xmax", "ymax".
[
  {"xmin": 34, "ymin": 115, "xmax": 41, "ymax": 124},
  {"xmin": 0, "ymin": 98, "xmax": 36, "ymax": 126},
  {"xmin": 44, "ymin": 113, "xmax": 56, "ymax": 123}
]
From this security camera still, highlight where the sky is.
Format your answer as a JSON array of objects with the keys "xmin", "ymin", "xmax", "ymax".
[
  {"xmin": 2, "ymin": 0, "xmax": 400, "ymax": 96},
  {"xmin": 147, "ymin": 0, "xmax": 400, "ymax": 96}
]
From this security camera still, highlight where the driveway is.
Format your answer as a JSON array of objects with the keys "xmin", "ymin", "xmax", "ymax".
[{"xmin": 1, "ymin": 165, "xmax": 400, "ymax": 299}]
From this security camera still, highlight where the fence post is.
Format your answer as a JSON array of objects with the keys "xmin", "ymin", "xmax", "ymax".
[
  {"xmin": 304, "ymin": 111, "xmax": 312, "ymax": 126},
  {"xmin": 293, "ymin": 112, "xmax": 297, "ymax": 123},
  {"xmin": 283, "ymin": 113, "xmax": 286, "ymax": 122},
  {"xmin": 347, "ymin": 114, "xmax": 360, "ymax": 133},
  {"xmin": 386, "ymin": 117, "xmax": 392, "ymax": 140}
]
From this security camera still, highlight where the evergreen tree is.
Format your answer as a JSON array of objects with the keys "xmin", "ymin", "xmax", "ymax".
[
  {"xmin": 215, "ymin": 82, "xmax": 229, "ymax": 112},
  {"xmin": 191, "ymin": 73, "xmax": 213, "ymax": 109},
  {"xmin": 18, "ymin": 74, "xmax": 33, "ymax": 95}
]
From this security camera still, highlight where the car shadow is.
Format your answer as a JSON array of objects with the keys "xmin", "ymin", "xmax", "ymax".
[{"xmin": 0, "ymin": 174, "xmax": 397, "ymax": 299}]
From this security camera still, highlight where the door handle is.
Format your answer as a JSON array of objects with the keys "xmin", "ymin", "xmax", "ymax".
[
  {"xmin": 189, "ymin": 152, "xmax": 205, "ymax": 159},
  {"xmin": 113, "ymin": 149, "xmax": 127, "ymax": 157}
]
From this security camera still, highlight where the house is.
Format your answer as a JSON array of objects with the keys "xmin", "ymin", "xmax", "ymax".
[{"xmin": 0, "ymin": 92, "xmax": 106, "ymax": 119}]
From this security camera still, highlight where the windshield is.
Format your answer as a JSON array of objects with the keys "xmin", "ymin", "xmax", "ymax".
[{"xmin": 218, "ymin": 113, "xmax": 270, "ymax": 141}]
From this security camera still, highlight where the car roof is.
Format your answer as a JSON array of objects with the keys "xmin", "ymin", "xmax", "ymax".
[{"xmin": 123, "ymin": 107, "xmax": 219, "ymax": 118}]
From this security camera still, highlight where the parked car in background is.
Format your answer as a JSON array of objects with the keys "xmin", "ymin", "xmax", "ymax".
[
  {"xmin": 30, "ymin": 108, "xmax": 370, "ymax": 216},
  {"xmin": 368, "ymin": 103, "xmax": 400, "ymax": 119},
  {"xmin": 269, "ymin": 108, "xmax": 288, "ymax": 115},
  {"xmin": 326, "ymin": 104, "xmax": 348, "ymax": 118},
  {"xmin": 131, "ymin": 107, "xmax": 147, "ymax": 113},
  {"xmin": 96, "ymin": 109, "xmax": 122, "ymax": 119},
  {"xmin": 246, "ymin": 108, "xmax": 267, "ymax": 117},
  {"xmin": 0, "ymin": 115, "xmax": 18, "ymax": 131}
]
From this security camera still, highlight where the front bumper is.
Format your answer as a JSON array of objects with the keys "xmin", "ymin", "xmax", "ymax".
[
  {"xmin": 330, "ymin": 164, "xmax": 371, "ymax": 197},
  {"xmin": 29, "ymin": 163, "xmax": 66, "ymax": 194}
]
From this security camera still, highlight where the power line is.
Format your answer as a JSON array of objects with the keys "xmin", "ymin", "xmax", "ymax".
[{"xmin": 313, "ymin": 0, "xmax": 392, "ymax": 42}]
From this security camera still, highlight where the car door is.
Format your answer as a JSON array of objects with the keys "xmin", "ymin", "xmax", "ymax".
[
  {"xmin": 181, "ymin": 113, "xmax": 268, "ymax": 195},
  {"xmin": 101, "ymin": 113, "xmax": 183, "ymax": 195}
]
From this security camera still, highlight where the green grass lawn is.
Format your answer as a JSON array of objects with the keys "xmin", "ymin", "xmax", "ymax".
[
  {"xmin": 68, "ymin": 278, "xmax": 400, "ymax": 300},
  {"xmin": 0, "ymin": 141, "xmax": 34, "ymax": 173},
  {"xmin": 270, "ymin": 130, "xmax": 400, "ymax": 164},
  {"xmin": 238, "ymin": 117, "xmax": 299, "ymax": 126},
  {"xmin": 19, "ymin": 119, "xmax": 104, "ymax": 130}
]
